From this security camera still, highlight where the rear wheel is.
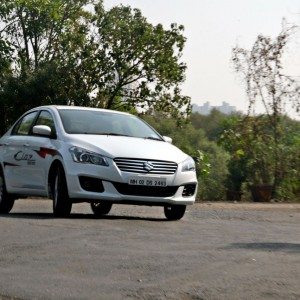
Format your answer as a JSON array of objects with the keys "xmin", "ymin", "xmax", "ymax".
[
  {"xmin": 51, "ymin": 165, "xmax": 72, "ymax": 217},
  {"xmin": 91, "ymin": 202, "xmax": 112, "ymax": 216},
  {"xmin": 164, "ymin": 205, "xmax": 186, "ymax": 220},
  {"xmin": 0, "ymin": 171, "xmax": 15, "ymax": 214}
]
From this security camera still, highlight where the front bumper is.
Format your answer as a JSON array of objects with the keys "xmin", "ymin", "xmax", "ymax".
[{"xmin": 64, "ymin": 159, "xmax": 198, "ymax": 205}]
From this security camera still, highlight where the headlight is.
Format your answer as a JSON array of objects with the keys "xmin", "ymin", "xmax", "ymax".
[
  {"xmin": 69, "ymin": 147, "xmax": 109, "ymax": 166},
  {"xmin": 181, "ymin": 156, "xmax": 196, "ymax": 172}
]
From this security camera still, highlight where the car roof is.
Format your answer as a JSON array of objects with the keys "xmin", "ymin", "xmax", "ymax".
[{"xmin": 33, "ymin": 105, "xmax": 131, "ymax": 116}]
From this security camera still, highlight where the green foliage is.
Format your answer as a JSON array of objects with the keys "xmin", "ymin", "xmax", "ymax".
[
  {"xmin": 144, "ymin": 111, "xmax": 299, "ymax": 201},
  {"xmin": 0, "ymin": 0, "xmax": 190, "ymax": 134},
  {"xmin": 198, "ymin": 142, "xmax": 229, "ymax": 201},
  {"xmin": 191, "ymin": 109, "xmax": 235, "ymax": 141},
  {"xmin": 196, "ymin": 150, "xmax": 211, "ymax": 179},
  {"xmin": 0, "ymin": 0, "xmax": 93, "ymax": 132},
  {"xmin": 232, "ymin": 24, "xmax": 300, "ymax": 198},
  {"xmin": 0, "ymin": 38, "xmax": 11, "ymax": 84},
  {"xmin": 221, "ymin": 116, "xmax": 272, "ymax": 186},
  {"xmin": 276, "ymin": 118, "xmax": 300, "ymax": 200},
  {"xmin": 82, "ymin": 3, "xmax": 191, "ymax": 116},
  {"xmin": 219, "ymin": 114, "xmax": 300, "ymax": 200},
  {"xmin": 1, "ymin": 3, "xmax": 299, "ymax": 202},
  {"xmin": 0, "ymin": 0, "xmax": 92, "ymax": 70},
  {"xmin": 142, "ymin": 113, "xmax": 229, "ymax": 200}
]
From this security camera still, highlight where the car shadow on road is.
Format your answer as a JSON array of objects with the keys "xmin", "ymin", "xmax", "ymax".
[
  {"xmin": 0, "ymin": 212, "xmax": 167, "ymax": 222},
  {"xmin": 228, "ymin": 242, "xmax": 300, "ymax": 253}
]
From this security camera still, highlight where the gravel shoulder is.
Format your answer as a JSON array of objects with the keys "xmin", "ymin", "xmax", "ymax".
[{"xmin": 0, "ymin": 200, "xmax": 299, "ymax": 300}]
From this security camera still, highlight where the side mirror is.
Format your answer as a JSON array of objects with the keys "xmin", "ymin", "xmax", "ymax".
[
  {"xmin": 32, "ymin": 125, "xmax": 52, "ymax": 137},
  {"xmin": 163, "ymin": 136, "xmax": 172, "ymax": 144}
]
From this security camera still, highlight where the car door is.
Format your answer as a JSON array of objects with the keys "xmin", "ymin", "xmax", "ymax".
[
  {"xmin": 22, "ymin": 110, "xmax": 58, "ymax": 191},
  {"xmin": 2, "ymin": 111, "xmax": 39, "ymax": 191}
]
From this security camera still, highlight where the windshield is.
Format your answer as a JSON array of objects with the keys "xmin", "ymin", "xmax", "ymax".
[{"xmin": 58, "ymin": 109, "xmax": 162, "ymax": 140}]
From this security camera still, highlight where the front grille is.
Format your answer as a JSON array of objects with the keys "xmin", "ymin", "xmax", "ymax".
[
  {"xmin": 114, "ymin": 158, "xmax": 178, "ymax": 175},
  {"xmin": 113, "ymin": 182, "xmax": 179, "ymax": 197}
]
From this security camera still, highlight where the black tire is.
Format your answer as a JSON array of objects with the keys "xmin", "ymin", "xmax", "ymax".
[
  {"xmin": 91, "ymin": 202, "xmax": 112, "ymax": 216},
  {"xmin": 51, "ymin": 165, "xmax": 72, "ymax": 217},
  {"xmin": 0, "ymin": 170, "xmax": 15, "ymax": 214},
  {"xmin": 164, "ymin": 205, "xmax": 186, "ymax": 221}
]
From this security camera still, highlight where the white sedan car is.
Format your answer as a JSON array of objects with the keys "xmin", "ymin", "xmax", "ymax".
[{"xmin": 0, "ymin": 106, "xmax": 197, "ymax": 220}]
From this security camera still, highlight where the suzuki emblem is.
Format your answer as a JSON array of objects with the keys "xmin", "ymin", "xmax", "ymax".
[{"xmin": 143, "ymin": 161, "xmax": 154, "ymax": 172}]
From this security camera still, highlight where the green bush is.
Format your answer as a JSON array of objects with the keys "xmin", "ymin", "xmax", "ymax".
[{"xmin": 142, "ymin": 113, "xmax": 229, "ymax": 201}]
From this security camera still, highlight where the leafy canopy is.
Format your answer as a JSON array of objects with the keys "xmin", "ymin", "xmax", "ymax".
[{"xmin": 0, "ymin": 0, "xmax": 190, "ymax": 133}]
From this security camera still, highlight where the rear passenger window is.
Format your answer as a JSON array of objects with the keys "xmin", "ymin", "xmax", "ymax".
[{"xmin": 12, "ymin": 111, "xmax": 38, "ymax": 135}]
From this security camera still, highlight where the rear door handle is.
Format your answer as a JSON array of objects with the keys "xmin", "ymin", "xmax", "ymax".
[{"xmin": 23, "ymin": 143, "xmax": 30, "ymax": 147}]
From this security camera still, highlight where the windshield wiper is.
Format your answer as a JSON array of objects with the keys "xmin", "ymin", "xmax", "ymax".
[
  {"xmin": 144, "ymin": 136, "xmax": 162, "ymax": 141},
  {"xmin": 88, "ymin": 132, "xmax": 133, "ymax": 137},
  {"xmin": 105, "ymin": 133, "xmax": 131, "ymax": 137}
]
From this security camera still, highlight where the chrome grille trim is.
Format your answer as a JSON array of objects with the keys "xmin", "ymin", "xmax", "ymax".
[{"xmin": 114, "ymin": 158, "xmax": 178, "ymax": 174}]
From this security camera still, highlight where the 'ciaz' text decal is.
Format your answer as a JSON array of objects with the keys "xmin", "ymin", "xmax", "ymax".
[{"xmin": 14, "ymin": 151, "xmax": 36, "ymax": 165}]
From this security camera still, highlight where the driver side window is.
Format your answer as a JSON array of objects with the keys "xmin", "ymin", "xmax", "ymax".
[{"xmin": 35, "ymin": 111, "xmax": 56, "ymax": 135}]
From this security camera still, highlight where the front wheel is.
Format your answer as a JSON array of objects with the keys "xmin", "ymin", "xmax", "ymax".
[
  {"xmin": 164, "ymin": 205, "xmax": 186, "ymax": 221},
  {"xmin": 51, "ymin": 165, "xmax": 72, "ymax": 217},
  {"xmin": 0, "ymin": 171, "xmax": 15, "ymax": 214},
  {"xmin": 91, "ymin": 202, "xmax": 112, "ymax": 216}
]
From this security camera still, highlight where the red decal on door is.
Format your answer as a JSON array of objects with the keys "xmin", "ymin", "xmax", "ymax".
[{"xmin": 35, "ymin": 148, "xmax": 58, "ymax": 158}]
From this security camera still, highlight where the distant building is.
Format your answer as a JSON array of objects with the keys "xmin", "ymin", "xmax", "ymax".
[{"xmin": 192, "ymin": 101, "xmax": 236, "ymax": 115}]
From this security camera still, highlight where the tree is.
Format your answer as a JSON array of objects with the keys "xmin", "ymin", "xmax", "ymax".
[
  {"xmin": 0, "ymin": 0, "xmax": 191, "ymax": 134},
  {"xmin": 232, "ymin": 24, "xmax": 300, "ymax": 197},
  {"xmin": 191, "ymin": 109, "xmax": 241, "ymax": 141},
  {"xmin": 220, "ymin": 114, "xmax": 300, "ymax": 200},
  {"xmin": 0, "ymin": 37, "xmax": 12, "ymax": 132},
  {"xmin": 77, "ymin": 2, "xmax": 190, "ymax": 117},
  {"xmin": 0, "ymin": 0, "xmax": 92, "ymax": 72},
  {"xmin": 0, "ymin": 0, "xmax": 93, "ymax": 133},
  {"xmin": 276, "ymin": 117, "xmax": 300, "ymax": 200},
  {"xmin": 219, "ymin": 115, "xmax": 248, "ymax": 195}
]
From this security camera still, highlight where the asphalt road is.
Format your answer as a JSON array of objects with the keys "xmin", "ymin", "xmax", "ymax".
[{"xmin": 0, "ymin": 200, "xmax": 299, "ymax": 300}]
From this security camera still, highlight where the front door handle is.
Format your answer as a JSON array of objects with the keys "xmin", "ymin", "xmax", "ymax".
[{"xmin": 23, "ymin": 143, "xmax": 30, "ymax": 147}]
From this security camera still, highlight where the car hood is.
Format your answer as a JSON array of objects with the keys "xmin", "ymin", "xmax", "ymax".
[{"xmin": 68, "ymin": 135, "xmax": 188, "ymax": 163}]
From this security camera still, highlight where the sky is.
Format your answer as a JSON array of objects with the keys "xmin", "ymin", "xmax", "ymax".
[{"xmin": 104, "ymin": 0, "xmax": 300, "ymax": 116}]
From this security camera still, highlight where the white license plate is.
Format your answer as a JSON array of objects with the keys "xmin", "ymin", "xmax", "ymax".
[{"xmin": 128, "ymin": 177, "xmax": 167, "ymax": 187}]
